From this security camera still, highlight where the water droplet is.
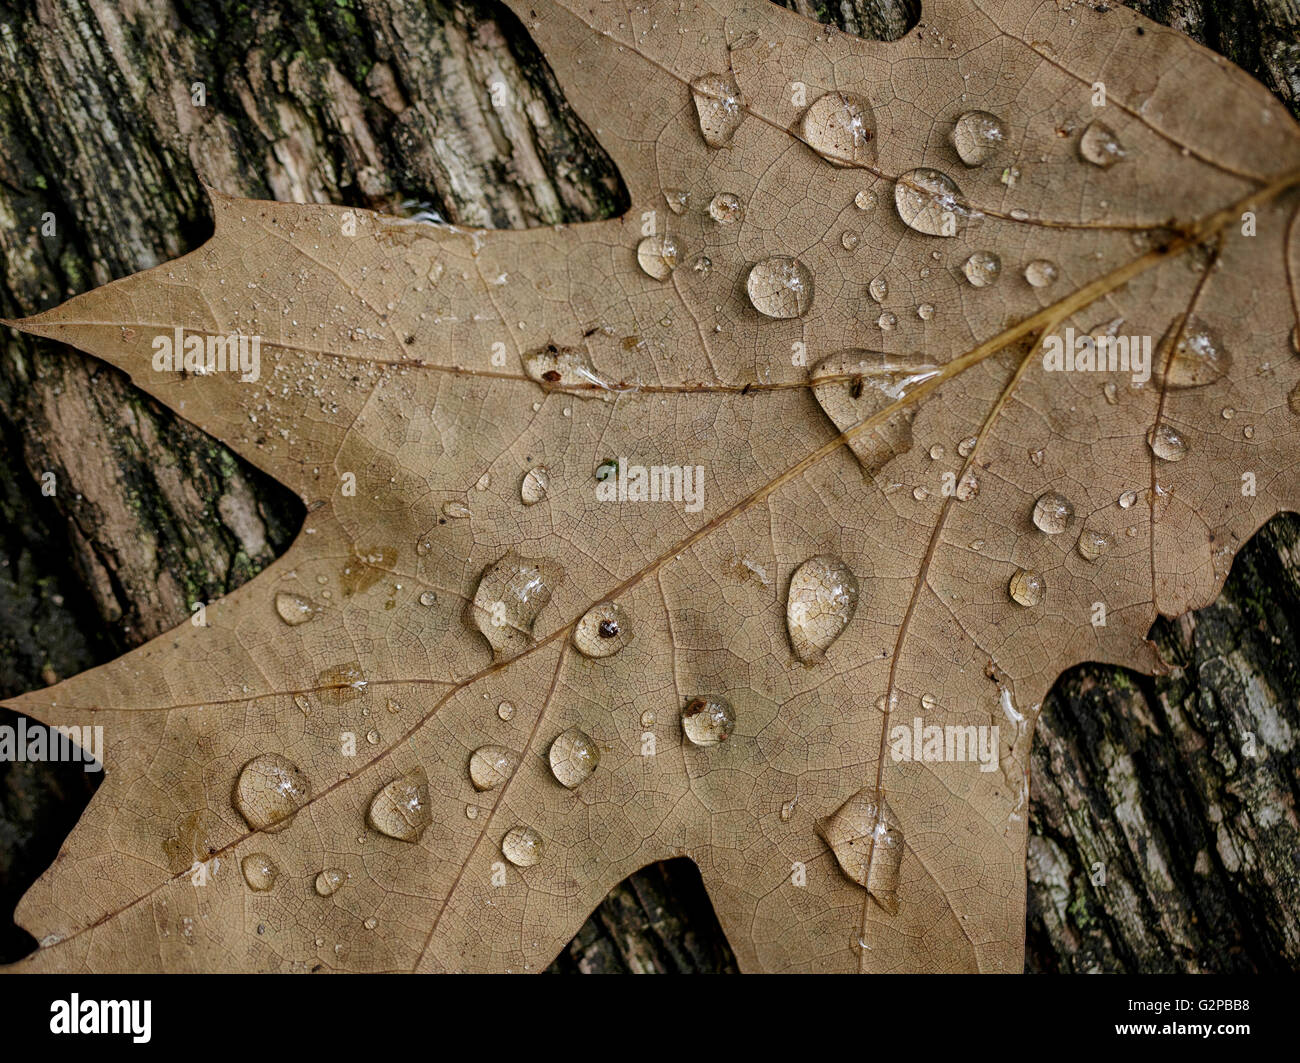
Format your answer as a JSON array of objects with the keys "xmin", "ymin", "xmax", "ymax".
[
  {"xmin": 954, "ymin": 472, "xmax": 979, "ymax": 501},
  {"xmin": 816, "ymin": 790, "xmax": 903, "ymax": 914},
  {"xmin": 920, "ymin": 692, "xmax": 938, "ymax": 712},
  {"xmin": 681, "ymin": 696, "xmax": 736, "ymax": 746},
  {"xmin": 315, "ymin": 868, "xmax": 348, "ymax": 897},
  {"xmin": 747, "ymin": 256, "xmax": 813, "ymax": 319},
  {"xmin": 868, "ymin": 276, "xmax": 889, "ymax": 303},
  {"xmin": 1221, "ymin": 406, "xmax": 1235, "ymax": 420},
  {"xmin": 1079, "ymin": 120, "xmax": 1126, "ymax": 167},
  {"xmin": 1156, "ymin": 316, "xmax": 1231, "ymax": 389},
  {"xmin": 573, "ymin": 601, "xmax": 632, "ymax": 658},
  {"xmin": 962, "ymin": 251, "xmax": 1001, "ymax": 288},
  {"xmin": 1103, "ymin": 381, "xmax": 1119, "ymax": 404},
  {"xmin": 1077, "ymin": 527, "xmax": 1110, "ymax": 562},
  {"xmin": 691, "ymin": 253, "xmax": 713, "ymax": 275},
  {"xmin": 367, "ymin": 769, "xmax": 432, "ymax": 843},
  {"xmin": 549, "ymin": 727, "xmax": 600, "ymax": 788},
  {"xmin": 416, "ymin": 537, "xmax": 433, "ymax": 556},
  {"xmin": 1008, "ymin": 568, "xmax": 1045, "ymax": 607},
  {"xmin": 916, "ymin": 303, "xmax": 934, "ymax": 321},
  {"xmin": 523, "ymin": 344, "xmax": 601, "ymax": 391},
  {"xmin": 241, "ymin": 853, "xmax": 277, "ymax": 891},
  {"xmin": 275, "ymin": 592, "xmax": 317, "ymax": 626},
  {"xmin": 1024, "ymin": 259, "xmax": 1059, "ymax": 288},
  {"xmin": 1032, "ymin": 491, "xmax": 1074, "ymax": 535},
  {"xmin": 502, "ymin": 825, "xmax": 543, "ymax": 867},
  {"xmin": 466, "ymin": 804, "xmax": 479, "ymax": 820},
  {"xmin": 233, "ymin": 754, "xmax": 310, "ymax": 834},
  {"xmin": 366, "ymin": 730, "xmax": 380, "ymax": 746},
  {"xmin": 294, "ymin": 694, "xmax": 311, "ymax": 715},
  {"xmin": 469, "ymin": 745, "xmax": 518, "ymax": 791},
  {"xmin": 786, "ymin": 555, "xmax": 859, "ymax": 662},
  {"xmin": 912, "ymin": 485, "xmax": 929, "ymax": 501},
  {"xmin": 1029, "ymin": 447, "xmax": 1045, "ymax": 467},
  {"xmin": 957, "ymin": 435, "xmax": 977, "ymax": 457},
  {"xmin": 472, "ymin": 552, "xmax": 559, "ymax": 657},
  {"xmin": 894, "ymin": 169, "xmax": 970, "ymax": 237},
  {"xmin": 854, "ymin": 189, "xmax": 877, "ymax": 211},
  {"xmin": 1148, "ymin": 423, "xmax": 1188, "ymax": 461},
  {"xmin": 636, "ymin": 234, "xmax": 679, "ymax": 280},
  {"xmin": 951, "ymin": 110, "xmax": 1004, "ymax": 166},
  {"xmin": 663, "ymin": 188, "xmax": 689, "ymax": 214},
  {"xmin": 498, "ymin": 700, "xmax": 516, "ymax": 721},
  {"xmin": 364, "ymin": 917, "xmax": 378, "ymax": 931},
  {"xmin": 707, "ymin": 192, "xmax": 742, "ymax": 224},
  {"xmin": 691, "ymin": 73, "xmax": 744, "ymax": 147},
  {"xmin": 841, "ymin": 231, "xmax": 860, "ymax": 251},
  {"xmin": 418, "ymin": 590, "xmax": 436, "ymax": 607},
  {"xmin": 442, "ymin": 501, "xmax": 471, "ymax": 519},
  {"xmin": 1118, "ymin": 490, "xmax": 1137, "ymax": 509},
  {"xmin": 800, "ymin": 91, "xmax": 876, "ymax": 167},
  {"xmin": 877, "ymin": 311, "xmax": 897, "ymax": 330},
  {"xmin": 520, "ymin": 466, "xmax": 550, "ymax": 506},
  {"xmin": 780, "ymin": 799, "xmax": 797, "ymax": 822},
  {"xmin": 1243, "ymin": 424, "xmax": 1255, "ymax": 440},
  {"xmin": 928, "ymin": 443, "xmax": 945, "ymax": 460}
]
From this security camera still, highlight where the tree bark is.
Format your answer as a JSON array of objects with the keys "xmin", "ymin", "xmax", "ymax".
[{"xmin": 0, "ymin": 0, "xmax": 1296, "ymax": 972}]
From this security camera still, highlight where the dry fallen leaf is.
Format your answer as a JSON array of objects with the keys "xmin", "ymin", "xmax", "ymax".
[{"xmin": 4, "ymin": 0, "xmax": 1300, "ymax": 973}]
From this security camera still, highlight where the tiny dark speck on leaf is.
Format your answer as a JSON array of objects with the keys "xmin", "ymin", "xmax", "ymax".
[{"xmin": 542, "ymin": 369, "xmax": 561, "ymax": 382}]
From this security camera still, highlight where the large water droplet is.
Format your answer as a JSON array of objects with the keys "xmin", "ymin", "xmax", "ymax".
[
  {"xmin": 367, "ymin": 768, "xmax": 432, "ymax": 843},
  {"xmin": 315, "ymin": 868, "xmax": 348, "ymax": 896},
  {"xmin": 681, "ymin": 696, "xmax": 736, "ymax": 746},
  {"xmin": 1032, "ymin": 491, "xmax": 1074, "ymax": 535},
  {"xmin": 1148, "ymin": 422, "xmax": 1188, "ymax": 461},
  {"xmin": 233, "ymin": 754, "xmax": 311, "ymax": 833},
  {"xmin": 786, "ymin": 555, "xmax": 859, "ymax": 662},
  {"xmin": 1079, "ymin": 120, "xmax": 1126, "ymax": 167},
  {"xmin": 471, "ymin": 551, "xmax": 559, "ymax": 657},
  {"xmin": 520, "ymin": 466, "xmax": 550, "ymax": 506},
  {"xmin": 747, "ymin": 256, "xmax": 813, "ymax": 318},
  {"xmin": 241, "ymin": 853, "xmax": 277, "ymax": 891},
  {"xmin": 549, "ymin": 727, "xmax": 600, "ymax": 788},
  {"xmin": 815, "ymin": 790, "xmax": 903, "ymax": 914},
  {"xmin": 636, "ymin": 234, "xmax": 679, "ymax": 280},
  {"xmin": 691, "ymin": 73, "xmax": 744, "ymax": 147},
  {"xmin": 469, "ymin": 745, "xmax": 518, "ymax": 792},
  {"xmin": 502, "ymin": 825, "xmax": 543, "ymax": 867},
  {"xmin": 1156, "ymin": 316, "xmax": 1231, "ymax": 389},
  {"xmin": 275, "ymin": 591, "xmax": 317, "ymax": 626},
  {"xmin": 962, "ymin": 251, "xmax": 1001, "ymax": 287},
  {"xmin": 1008, "ymin": 568, "xmax": 1045, "ymax": 607},
  {"xmin": 951, "ymin": 110, "xmax": 1004, "ymax": 166},
  {"xmin": 894, "ymin": 169, "xmax": 971, "ymax": 237},
  {"xmin": 1077, "ymin": 527, "xmax": 1110, "ymax": 562},
  {"xmin": 800, "ymin": 91, "xmax": 876, "ymax": 167},
  {"xmin": 573, "ymin": 601, "xmax": 632, "ymax": 658}
]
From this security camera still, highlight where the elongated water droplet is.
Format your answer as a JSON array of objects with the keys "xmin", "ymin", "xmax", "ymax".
[
  {"xmin": 275, "ymin": 592, "xmax": 317, "ymax": 626},
  {"xmin": 636, "ymin": 234, "xmax": 678, "ymax": 280},
  {"xmin": 1032, "ymin": 491, "xmax": 1074, "ymax": 534},
  {"xmin": 549, "ymin": 727, "xmax": 600, "ymax": 788},
  {"xmin": 469, "ymin": 745, "xmax": 518, "ymax": 792},
  {"xmin": 502, "ymin": 825, "xmax": 543, "ymax": 867},
  {"xmin": 1077, "ymin": 527, "xmax": 1110, "ymax": 562},
  {"xmin": 471, "ymin": 551, "xmax": 559, "ymax": 657},
  {"xmin": 691, "ymin": 73, "xmax": 744, "ymax": 147},
  {"xmin": 1079, "ymin": 120, "xmax": 1126, "ymax": 167},
  {"xmin": 957, "ymin": 435, "xmax": 977, "ymax": 458},
  {"xmin": 1156, "ymin": 316, "xmax": 1231, "ymax": 389},
  {"xmin": 786, "ymin": 555, "xmax": 859, "ymax": 662},
  {"xmin": 573, "ymin": 601, "xmax": 632, "ymax": 658},
  {"xmin": 315, "ymin": 868, "xmax": 348, "ymax": 897},
  {"xmin": 1148, "ymin": 423, "xmax": 1188, "ymax": 461},
  {"xmin": 1024, "ymin": 259, "xmax": 1059, "ymax": 288},
  {"xmin": 241, "ymin": 853, "xmax": 277, "ymax": 891},
  {"xmin": 233, "ymin": 754, "xmax": 311, "ymax": 833},
  {"xmin": 442, "ymin": 501, "xmax": 471, "ymax": 519},
  {"xmin": 747, "ymin": 256, "xmax": 813, "ymax": 318},
  {"xmin": 520, "ymin": 466, "xmax": 550, "ymax": 505},
  {"xmin": 868, "ymin": 276, "xmax": 889, "ymax": 303},
  {"xmin": 367, "ymin": 768, "xmax": 432, "ymax": 843},
  {"xmin": 523, "ymin": 344, "xmax": 602, "ymax": 391},
  {"xmin": 951, "ymin": 110, "xmax": 1004, "ymax": 166},
  {"xmin": 962, "ymin": 251, "xmax": 1001, "ymax": 287},
  {"xmin": 894, "ymin": 169, "xmax": 971, "ymax": 237},
  {"xmin": 707, "ymin": 192, "xmax": 743, "ymax": 224},
  {"xmin": 1008, "ymin": 568, "xmax": 1045, "ymax": 607},
  {"xmin": 681, "ymin": 696, "xmax": 736, "ymax": 746},
  {"xmin": 816, "ymin": 790, "xmax": 903, "ymax": 914},
  {"xmin": 663, "ymin": 188, "xmax": 689, "ymax": 214},
  {"xmin": 800, "ymin": 91, "xmax": 876, "ymax": 167}
]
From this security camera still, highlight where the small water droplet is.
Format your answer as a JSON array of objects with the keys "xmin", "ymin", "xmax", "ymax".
[
  {"xmin": 707, "ymin": 191, "xmax": 743, "ymax": 224},
  {"xmin": 954, "ymin": 472, "xmax": 979, "ymax": 501},
  {"xmin": 466, "ymin": 804, "xmax": 479, "ymax": 820},
  {"xmin": 523, "ymin": 344, "xmax": 601, "ymax": 391},
  {"xmin": 780, "ymin": 799, "xmax": 797, "ymax": 822},
  {"xmin": 912, "ymin": 485, "xmax": 929, "ymax": 501},
  {"xmin": 1079, "ymin": 120, "xmax": 1127, "ymax": 167},
  {"xmin": 917, "ymin": 304, "xmax": 935, "ymax": 322},
  {"xmin": 1032, "ymin": 491, "xmax": 1074, "ymax": 535},
  {"xmin": 663, "ymin": 188, "xmax": 689, "ymax": 214},
  {"xmin": 1077, "ymin": 527, "xmax": 1110, "ymax": 562},
  {"xmin": 841, "ymin": 231, "xmax": 860, "ymax": 251},
  {"xmin": 294, "ymin": 694, "xmax": 311, "ymax": 715},
  {"xmin": 472, "ymin": 552, "xmax": 559, "ymax": 657},
  {"xmin": 636, "ymin": 234, "xmax": 679, "ymax": 280},
  {"xmin": 920, "ymin": 692, "xmax": 938, "ymax": 712},
  {"xmin": 928, "ymin": 443, "xmax": 945, "ymax": 460},
  {"xmin": 951, "ymin": 110, "xmax": 1005, "ymax": 166},
  {"xmin": 691, "ymin": 253, "xmax": 713, "ymax": 275},
  {"xmin": 1008, "ymin": 569, "xmax": 1045, "ymax": 607},
  {"xmin": 1029, "ymin": 447, "xmax": 1045, "ymax": 467},
  {"xmin": 573, "ymin": 601, "xmax": 632, "ymax": 657},
  {"xmin": 367, "ymin": 769, "xmax": 432, "ymax": 843},
  {"xmin": 549, "ymin": 727, "xmax": 600, "ymax": 788},
  {"xmin": 442, "ymin": 501, "xmax": 471, "ymax": 519},
  {"xmin": 498, "ymin": 700, "xmax": 516, "ymax": 721},
  {"xmin": 877, "ymin": 311, "xmax": 897, "ymax": 330},
  {"xmin": 233, "ymin": 754, "xmax": 311, "ymax": 833},
  {"xmin": 520, "ymin": 466, "xmax": 551, "ymax": 506},
  {"xmin": 747, "ymin": 256, "xmax": 813, "ymax": 318},
  {"xmin": 366, "ymin": 730, "xmax": 379, "ymax": 745},
  {"xmin": 1024, "ymin": 259, "xmax": 1059, "ymax": 288},
  {"xmin": 502, "ymin": 825, "xmax": 544, "ymax": 867},
  {"xmin": 1103, "ymin": 381, "xmax": 1119, "ymax": 404},
  {"xmin": 1148, "ymin": 422, "xmax": 1188, "ymax": 461},
  {"xmin": 868, "ymin": 276, "xmax": 889, "ymax": 303},
  {"xmin": 854, "ymin": 189, "xmax": 877, "ymax": 211},
  {"xmin": 786, "ymin": 555, "xmax": 858, "ymax": 662},
  {"xmin": 469, "ymin": 745, "xmax": 519, "ymax": 791},
  {"xmin": 1156, "ymin": 316, "xmax": 1231, "ymax": 389},
  {"xmin": 961, "ymin": 250, "xmax": 1001, "ymax": 288},
  {"xmin": 364, "ymin": 917, "xmax": 378, "ymax": 931},
  {"xmin": 957, "ymin": 435, "xmax": 977, "ymax": 457},
  {"xmin": 801, "ymin": 91, "xmax": 876, "ymax": 166},
  {"xmin": 241, "ymin": 853, "xmax": 277, "ymax": 891},
  {"xmin": 894, "ymin": 168, "xmax": 970, "ymax": 237},
  {"xmin": 1118, "ymin": 490, "xmax": 1137, "ymax": 509},
  {"xmin": 315, "ymin": 868, "xmax": 348, "ymax": 897},
  {"xmin": 418, "ymin": 590, "xmax": 436, "ymax": 606},
  {"xmin": 275, "ymin": 592, "xmax": 317, "ymax": 626},
  {"xmin": 1221, "ymin": 406, "xmax": 1235, "ymax": 420},
  {"xmin": 681, "ymin": 696, "xmax": 736, "ymax": 746},
  {"xmin": 1243, "ymin": 424, "xmax": 1255, "ymax": 440},
  {"xmin": 691, "ymin": 73, "xmax": 744, "ymax": 147}
]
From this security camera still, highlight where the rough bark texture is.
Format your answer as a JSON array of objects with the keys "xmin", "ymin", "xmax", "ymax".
[{"xmin": 0, "ymin": 0, "xmax": 1296, "ymax": 972}]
